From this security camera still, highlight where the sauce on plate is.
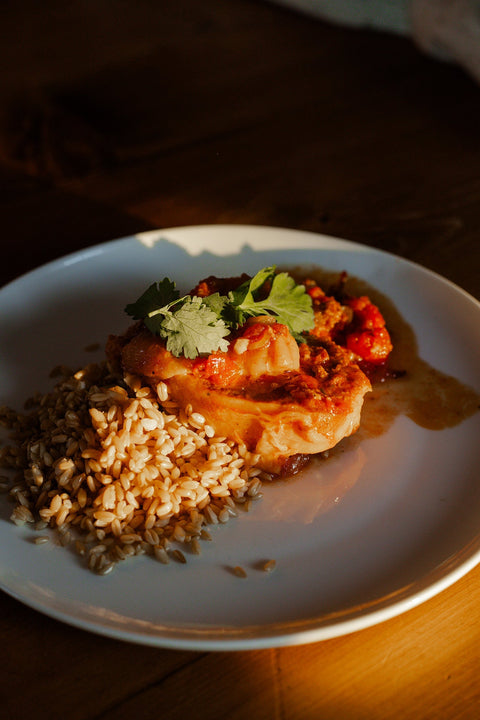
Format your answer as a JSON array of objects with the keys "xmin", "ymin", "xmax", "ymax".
[{"xmin": 294, "ymin": 266, "xmax": 480, "ymax": 444}]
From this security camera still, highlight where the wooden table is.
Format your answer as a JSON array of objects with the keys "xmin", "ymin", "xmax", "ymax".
[{"xmin": 1, "ymin": 2, "xmax": 479, "ymax": 718}]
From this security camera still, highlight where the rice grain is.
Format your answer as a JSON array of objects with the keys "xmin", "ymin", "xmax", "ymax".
[{"xmin": 0, "ymin": 362, "xmax": 266, "ymax": 575}]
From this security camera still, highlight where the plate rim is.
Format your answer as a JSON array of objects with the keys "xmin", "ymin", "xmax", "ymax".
[
  {"xmin": 1, "ymin": 223, "xmax": 479, "ymax": 650},
  {"xmin": 2, "ymin": 223, "xmax": 478, "ymax": 308}
]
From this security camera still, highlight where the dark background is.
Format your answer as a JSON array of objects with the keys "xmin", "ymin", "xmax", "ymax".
[
  {"xmin": 0, "ymin": 0, "xmax": 479, "ymax": 296},
  {"xmin": 1, "ymin": 3, "xmax": 480, "ymax": 719}
]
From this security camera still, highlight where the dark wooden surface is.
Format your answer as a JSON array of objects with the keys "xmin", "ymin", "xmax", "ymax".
[{"xmin": 1, "ymin": 2, "xmax": 480, "ymax": 718}]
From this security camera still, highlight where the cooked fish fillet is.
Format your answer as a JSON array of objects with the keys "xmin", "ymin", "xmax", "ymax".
[{"xmin": 106, "ymin": 315, "xmax": 371, "ymax": 475}]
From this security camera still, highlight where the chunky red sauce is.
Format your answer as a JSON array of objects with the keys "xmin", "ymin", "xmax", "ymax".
[{"xmin": 299, "ymin": 266, "xmax": 480, "ymax": 443}]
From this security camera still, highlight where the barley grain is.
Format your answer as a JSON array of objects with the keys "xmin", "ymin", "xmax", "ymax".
[
  {"xmin": 0, "ymin": 362, "xmax": 264, "ymax": 575},
  {"xmin": 233, "ymin": 566, "xmax": 247, "ymax": 578},
  {"xmin": 263, "ymin": 559, "xmax": 277, "ymax": 573},
  {"xmin": 171, "ymin": 549, "xmax": 187, "ymax": 564}
]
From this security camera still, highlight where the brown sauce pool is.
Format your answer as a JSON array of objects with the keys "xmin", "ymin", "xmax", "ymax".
[
  {"xmin": 291, "ymin": 266, "xmax": 480, "ymax": 451},
  {"xmin": 240, "ymin": 267, "xmax": 479, "ymax": 526}
]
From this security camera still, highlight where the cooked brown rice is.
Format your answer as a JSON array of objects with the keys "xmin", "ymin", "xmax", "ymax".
[{"xmin": 0, "ymin": 362, "xmax": 266, "ymax": 574}]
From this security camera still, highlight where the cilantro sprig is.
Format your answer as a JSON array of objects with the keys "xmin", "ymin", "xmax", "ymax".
[
  {"xmin": 125, "ymin": 280, "xmax": 230, "ymax": 360},
  {"xmin": 227, "ymin": 267, "xmax": 314, "ymax": 340},
  {"xmin": 125, "ymin": 267, "xmax": 314, "ymax": 358}
]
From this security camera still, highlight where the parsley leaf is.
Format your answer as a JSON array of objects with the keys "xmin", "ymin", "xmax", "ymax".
[
  {"xmin": 228, "ymin": 267, "xmax": 314, "ymax": 338},
  {"xmin": 125, "ymin": 279, "xmax": 178, "ymax": 320},
  {"xmin": 126, "ymin": 280, "xmax": 230, "ymax": 359},
  {"xmin": 229, "ymin": 266, "xmax": 276, "ymax": 307},
  {"xmin": 156, "ymin": 296, "xmax": 230, "ymax": 360},
  {"xmin": 123, "ymin": 266, "xmax": 314, "ymax": 358},
  {"xmin": 201, "ymin": 292, "xmax": 229, "ymax": 317}
]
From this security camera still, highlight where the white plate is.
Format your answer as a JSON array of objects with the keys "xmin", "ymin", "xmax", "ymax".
[{"xmin": 0, "ymin": 224, "xmax": 479, "ymax": 651}]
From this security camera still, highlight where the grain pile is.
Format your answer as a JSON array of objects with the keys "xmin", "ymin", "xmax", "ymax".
[{"xmin": 0, "ymin": 363, "xmax": 265, "ymax": 575}]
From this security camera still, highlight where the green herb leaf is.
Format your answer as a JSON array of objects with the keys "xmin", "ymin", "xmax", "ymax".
[
  {"xmin": 124, "ymin": 266, "xmax": 315, "ymax": 358},
  {"xmin": 154, "ymin": 296, "xmax": 230, "ymax": 359},
  {"xmin": 201, "ymin": 292, "xmax": 229, "ymax": 317},
  {"xmin": 228, "ymin": 267, "xmax": 314, "ymax": 338},
  {"xmin": 229, "ymin": 266, "xmax": 276, "ymax": 307},
  {"xmin": 125, "ymin": 279, "xmax": 178, "ymax": 320}
]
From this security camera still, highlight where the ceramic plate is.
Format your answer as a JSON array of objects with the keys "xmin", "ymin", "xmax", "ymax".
[{"xmin": 0, "ymin": 225, "xmax": 479, "ymax": 650}]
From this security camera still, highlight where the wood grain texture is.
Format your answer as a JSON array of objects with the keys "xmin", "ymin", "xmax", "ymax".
[{"xmin": 0, "ymin": 1, "xmax": 479, "ymax": 718}]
